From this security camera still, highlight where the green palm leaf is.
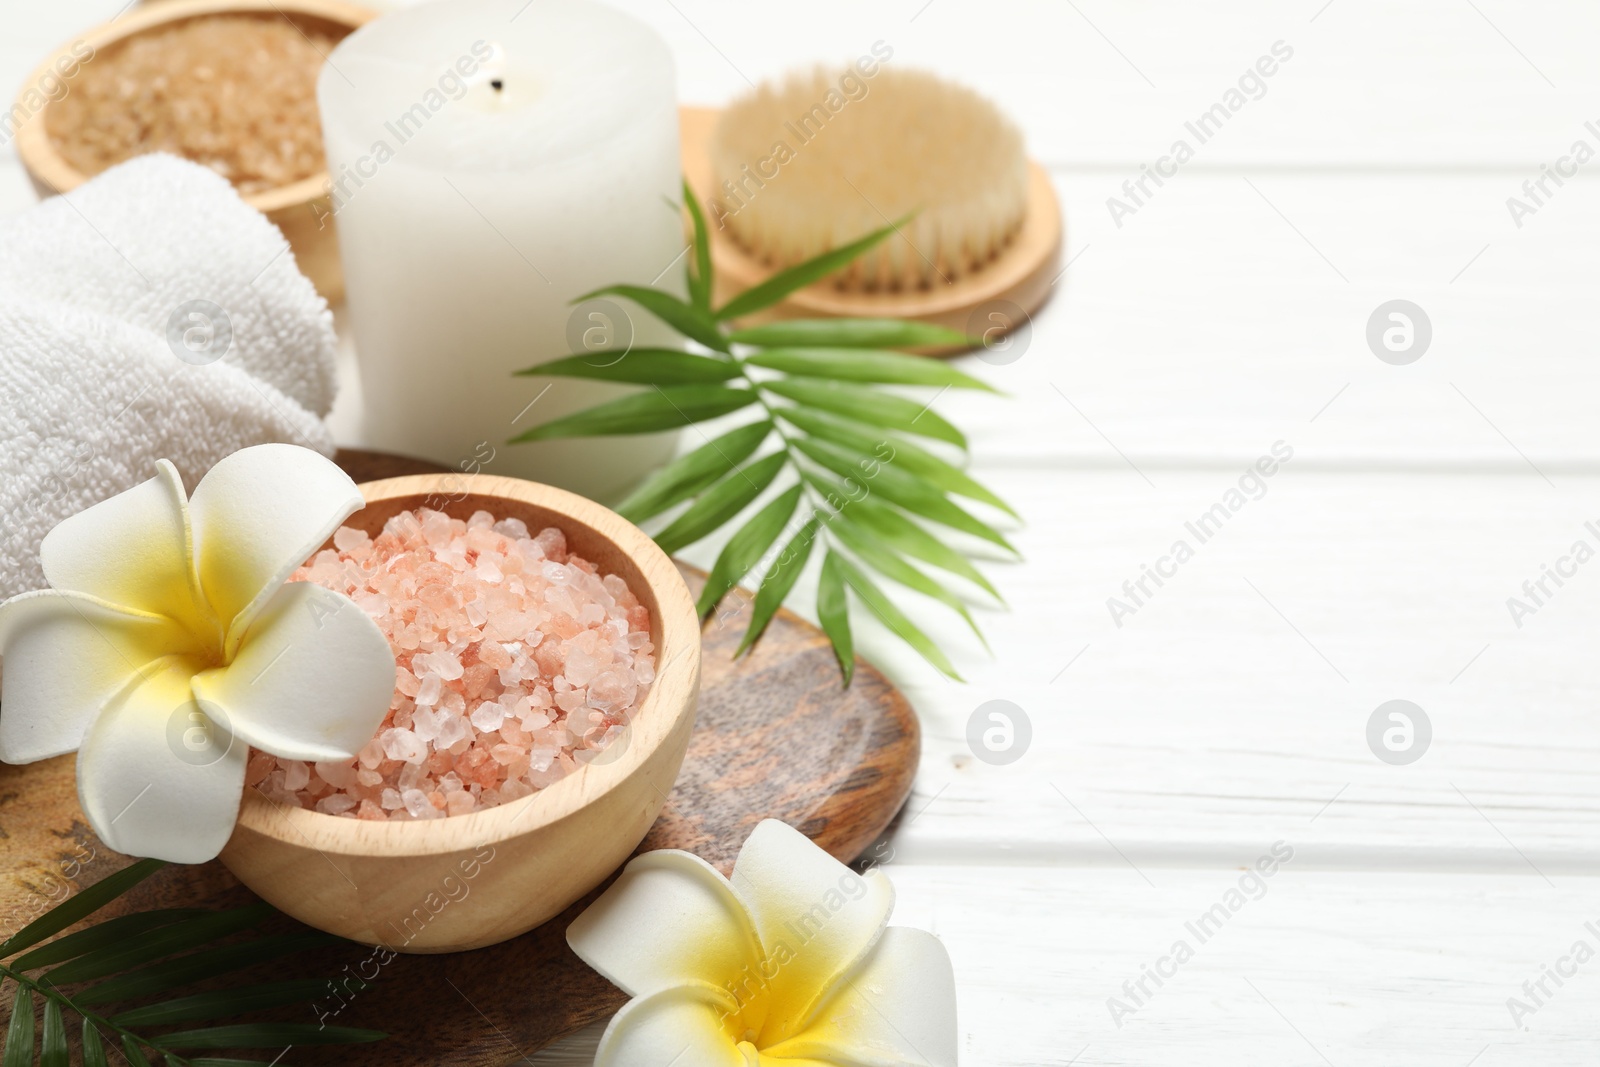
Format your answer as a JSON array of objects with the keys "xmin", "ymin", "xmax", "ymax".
[
  {"xmin": 42, "ymin": 905, "xmax": 273, "ymax": 986},
  {"xmin": 4, "ymin": 986, "xmax": 33, "ymax": 1067},
  {"xmin": 728, "ymin": 318, "xmax": 971, "ymax": 349},
  {"xmin": 614, "ymin": 421, "xmax": 773, "ymax": 524},
  {"xmin": 578, "ymin": 284, "xmax": 727, "ymax": 352},
  {"xmin": 844, "ymin": 499, "xmax": 1002, "ymax": 601},
  {"xmin": 683, "ymin": 178, "xmax": 714, "ymax": 311},
  {"xmin": 761, "ymin": 379, "xmax": 966, "ymax": 449},
  {"xmin": 654, "ymin": 451, "xmax": 788, "ymax": 556},
  {"xmin": 776, "ymin": 406, "xmax": 1016, "ymax": 517},
  {"xmin": 517, "ymin": 349, "xmax": 740, "ymax": 385},
  {"xmin": 75, "ymin": 932, "xmax": 338, "ymax": 1007},
  {"xmin": 745, "ymin": 348, "xmax": 996, "ymax": 392},
  {"xmin": 0, "ymin": 857, "xmax": 385, "ymax": 1067},
  {"xmin": 112, "ymin": 980, "xmax": 358, "ymax": 1028},
  {"xmin": 697, "ymin": 485, "xmax": 804, "ymax": 618},
  {"xmin": 513, "ymin": 176, "xmax": 1018, "ymax": 682},
  {"xmin": 817, "ymin": 552, "xmax": 855, "ymax": 685},
  {"xmin": 152, "ymin": 1024, "xmax": 383, "ymax": 1050},
  {"xmin": 794, "ymin": 438, "xmax": 1015, "ymax": 552},
  {"xmin": 121, "ymin": 1036, "xmax": 151, "ymax": 1067},
  {"xmin": 715, "ymin": 217, "xmax": 906, "ymax": 322},
  {"xmin": 827, "ymin": 514, "xmax": 985, "ymax": 642},
  {"xmin": 81, "ymin": 1021, "xmax": 108, "ymax": 1067},
  {"xmin": 11, "ymin": 909, "xmax": 205, "ymax": 971},
  {"xmin": 738, "ymin": 516, "xmax": 821, "ymax": 655},
  {"xmin": 38, "ymin": 1001, "xmax": 64, "ymax": 1067},
  {"xmin": 510, "ymin": 385, "xmax": 757, "ymax": 443},
  {"xmin": 834, "ymin": 556, "xmax": 962, "ymax": 680},
  {"xmin": 0, "ymin": 860, "xmax": 164, "ymax": 957}
]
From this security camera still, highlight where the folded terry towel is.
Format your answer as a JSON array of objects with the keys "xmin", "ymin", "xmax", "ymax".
[{"xmin": 0, "ymin": 153, "xmax": 339, "ymax": 601}]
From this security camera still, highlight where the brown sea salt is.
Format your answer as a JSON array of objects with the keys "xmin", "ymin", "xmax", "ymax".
[
  {"xmin": 49, "ymin": 15, "xmax": 336, "ymax": 195},
  {"xmin": 247, "ymin": 508, "xmax": 655, "ymax": 820}
]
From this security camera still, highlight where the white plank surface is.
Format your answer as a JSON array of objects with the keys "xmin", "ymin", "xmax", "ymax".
[
  {"xmin": 8, "ymin": 1, "xmax": 1600, "ymax": 1063},
  {"xmin": 533, "ymin": 867, "xmax": 1600, "ymax": 1065}
]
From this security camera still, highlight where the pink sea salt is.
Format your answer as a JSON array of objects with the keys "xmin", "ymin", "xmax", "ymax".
[{"xmin": 253, "ymin": 508, "xmax": 655, "ymax": 820}]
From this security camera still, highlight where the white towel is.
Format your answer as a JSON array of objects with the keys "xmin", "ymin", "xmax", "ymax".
[{"xmin": 0, "ymin": 153, "xmax": 339, "ymax": 601}]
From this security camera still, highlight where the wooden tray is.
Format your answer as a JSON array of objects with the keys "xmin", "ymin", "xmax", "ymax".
[{"xmin": 0, "ymin": 450, "xmax": 920, "ymax": 1061}]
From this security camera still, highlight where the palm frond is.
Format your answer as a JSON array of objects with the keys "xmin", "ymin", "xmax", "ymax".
[
  {"xmin": 0, "ymin": 862, "xmax": 385, "ymax": 1066},
  {"xmin": 512, "ymin": 182, "xmax": 1018, "ymax": 683}
]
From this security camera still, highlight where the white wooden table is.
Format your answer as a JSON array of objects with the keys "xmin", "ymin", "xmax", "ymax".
[{"xmin": 9, "ymin": 1, "xmax": 1600, "ymax": 1062}]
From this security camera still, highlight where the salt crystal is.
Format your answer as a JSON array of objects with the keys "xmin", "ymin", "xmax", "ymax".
[
  {"xmin": 436, "ymin": 713, "xmax": 473, "ymax": 749},
  {"xmin": 381, "ymin": 728, "xmax": 427, "ymax": 764},
  {"xmin": 402, "ymin": 788, "xmax": 440, "ymax": 819},
  {"xmin": 315, "ymin": 760, "xmax": 357, "ymax": 789},
  {"xmin": 411, "ymin": 707, "xmax": 444, "ymax": 743},
  {"xmin": 471, "ymin": 701, "xmax": 506, "ymax": 732},
  {"xmin": 282, "ymin": 761, "xmax": 310, "ymax": 791},
  {"xmin": 398, "ymin": 762, "xmax": 427, "ymax": 791},
  {"xmin": 423, "ymin": 650, "xmax": 464, "ymax": 681},
  {"xmin": 415, "ymin": 672, "xmax": 443, "ymax": 706},
  {"xmin": 564, "ymin": 648, "xmax": 601, "ymax": 687},
  {"xmin": 316, "ymin": 794, "xmax": 357, "ymax": 816},
  {"xmin": 333, "ymin": 526, "xmax": 369, "ymax": 553}
]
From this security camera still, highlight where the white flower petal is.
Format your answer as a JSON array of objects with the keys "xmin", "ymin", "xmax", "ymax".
[
  {"xmin": 191, "ymin": 581, "xmax": 394, "ymax": 763},
  {"xmin": 38, "ymin": 461, "xmax": 212, "ymax": 634},
  {"xmin": 568, "ymin": 850, "xmax": 765, "ymax": 1001},
  {"xmin": 594, "ymin": 985, "xmax": 747, "ymax": 1067},
  {"xmin": 761, "ymin": 927, "xmax": 958, "ymax": 1067},
  {"xmin": 728, "ymin": 820, "xmax": 894, "ymax": 1043},
  {"xmin": 0, "ymin": 590, "xmax": 196, "ymax": 763},
  {"xmin": 185, "ymin": 444, "xmax": 363, "ymax": 656},
  {"xmin": 76, "ymin": 660, "xmax": 247, "ymax": 864}
]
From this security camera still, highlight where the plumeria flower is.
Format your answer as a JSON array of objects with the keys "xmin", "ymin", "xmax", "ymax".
[
  {"xmin": 567, "ymin": 819, "xmax": 957, "ymax": 1066},
  {"xmin": 0, "ymin": 444, "xmax": 395, "ymax": 864}
]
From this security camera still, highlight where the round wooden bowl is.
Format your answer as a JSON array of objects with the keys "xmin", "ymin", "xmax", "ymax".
[
  {"xmin": 217, "ymin": 474, "xmax": 702, "ymax": 953},
  {"xmin": 12, "ymin": 0, "xmax": 376, "ymax": 302}
]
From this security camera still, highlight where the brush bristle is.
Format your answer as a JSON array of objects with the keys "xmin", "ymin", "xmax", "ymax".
[{"xmin": 709, "ymin": 67, "xmax": 1029, "ymax": 292}]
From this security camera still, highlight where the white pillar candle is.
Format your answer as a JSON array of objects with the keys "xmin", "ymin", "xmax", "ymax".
[{"xmin": 318, "ymin": 0, "xmax": 683, "ymax": 501}]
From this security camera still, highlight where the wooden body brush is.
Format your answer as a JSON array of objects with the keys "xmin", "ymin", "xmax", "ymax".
[{"xmin": 681, "ymin": 64, "xmax": 1062, "ymax": 352}]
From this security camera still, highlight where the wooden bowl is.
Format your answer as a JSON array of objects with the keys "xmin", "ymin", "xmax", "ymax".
[
  {"xmin": 217, "ymin": 474, "xmax": 702, "ymax": 952},
  {"xmin": 12, "ymin": 0, "xmax": 377, "ymax": 302}
]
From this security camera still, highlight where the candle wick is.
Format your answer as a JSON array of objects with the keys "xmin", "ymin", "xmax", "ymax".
[{"xmin": 490, "ymin": 78, "xmax": 504, "ymax": 91}]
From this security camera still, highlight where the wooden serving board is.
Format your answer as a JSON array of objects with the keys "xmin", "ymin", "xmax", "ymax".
[{"xmin": 0, "ymin": 450, "xmax": 920, "ymax": 1062}]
